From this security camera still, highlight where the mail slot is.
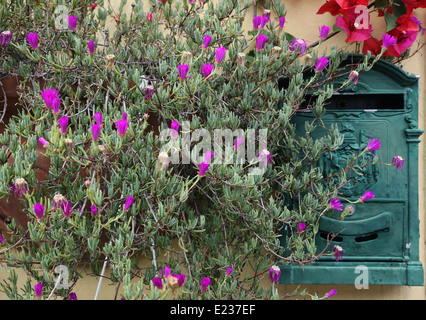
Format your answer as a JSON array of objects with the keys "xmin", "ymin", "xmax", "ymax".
[{"xmin": 277, "ymin": 55, "xmax": 424, "ymax": 286}]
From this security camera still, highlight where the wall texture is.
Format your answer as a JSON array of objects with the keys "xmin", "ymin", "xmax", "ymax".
[{"xmin": 1, "ymin": 0, "xmax": 425, "ymax": 300}]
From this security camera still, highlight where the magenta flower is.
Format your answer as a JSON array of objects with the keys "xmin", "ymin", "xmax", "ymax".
[
  {"xmin": 33, "ymin": 203, "xmax": 45, "ymax": 220},
  {"xmin": 69, "ymin": 292, "xmax": 78, "ymax": 300},
  {"xmin": 319, "ymin": 25, "xmax": 331, "ymax": 40},
  {"xmin": 0, "ymin": 234, "xmax": 4, "ymax": 244},
  {"xmin": 35, "ymin": 283, "xmax": 43, "ymax": 298},
  {"xmin": 27, "ymin": 32, "xmax": 38, "ymax": 49},
  {"xmin": 326, "ymin": 289, "xmax": 337, "ymax": 298},
  {"xmin": 40, "ymin": 88, "xmax": 60, "ymax": 111},
  {"xmin": 91, "ymin": 205, "xmax": 98, "ymax": 216},
  {"xmin": 290, "ymin": 38, "xmax": 307, "ymax": 55},
  {"xmin": 332, "ymin": 245, "xmax": 343, "ymax": 261},
  {"xmin": 152, "ymin": 277, "xmax": 164, "ymax": 290},
  {"xmin": 234, "ymin": 137, "xmax": 244, "ymax": 150},
  {"xmin": 13, "ymin": 178, "xmax": 29, "ymax": 198},
  {"xmin": 411, "ymin": 16, "xmax": 426, "ymax": 35},
  {"xmin": 392, "ymin": 155, "xmax": 404, "ymax": 170},
  {"xmin": 144, "ymin": 85, "xmax": 155, "ymax": 100},
  {"xmin": 200, "ymin": 63, "xmax": 215, "ymax": 78},
  {"xmin": 279, "ymin": 17, "xmax": 286, "ymax": 28},
  {"xmin": 269, "ymin": 265, "xmax": 281, "ymax": 284},
  {"xmin": 202, "ymin": 35, "xmax": 212, "ymax": 49},
  {"xmin": 204, "ymin": 151, "xmax": 214, "ymax": 164},
  {"xmin": 198, "ymin": 162, "xmax": 209, "ymax": 177},
  {"xmin": 201, "ymin": 277, "xmax": 211, "ymax": 292},
  {"xmin": 178, "ymin": 64, "xmax": 190, "ymax": 80},
  {"xmin": 91, "ymin": 124, "xmax": 101, "ymax": 141},
  {"xmin": 253, "ymin": 16, "xmax": 262, "ymax": 30},
  {"xmin": 171, "ymin": 120, "xmax": 179, "ymax": 139},
  {"xmin": 174, "ymin": 273, "xmax": 186, "ymax": 287},
  {"xmin": 88, "ymin": 41, "xmax": 95, "ymax": 54},
  {"xmin": 94, "ymin": 112, "xmax": 102, "ymax": 126},
  {"xmin": 38, "ymin": 137, "xmax": 48, "ymax": 147},
  {"xmin": 297, "ymin": 222, "xmax": 306, "ymax": 234},
  {"xmin": 360, "ymin": 190, "xmax": 375, "ymax": 203},
  {"xmin": 115, "ymin": 119, "xmax": 129, "ymax": 137},
  {"xmin": 226, "ymin": 266, "xmax": 233, "ymax": 276},
  {"xmin": 315, "ymin": 56, "xmax": 329, "ymax": 72},
  {"xmin": 68, "ymin": 16, "xmax": 77, "ymax": 30},
  {"xmin": 61, "ymin": 201, "xmax": 72, "ymax": 218},
  {"xmin": 381, "ymin": 33, "xmax": 397, "ymax": 49},
  {"xmin": 262, "ymin": 9, "xmax": 271, "ymax": 22},
  {"xmin": 329, "ymin": 198, "xmax": 343, "ymax": 211},
  {"xmin": 349, "ymin": 70, "xmax": 359, "ymax": 85},
  {"xmin": 124, "ymin": 196, "xmax": 134, "ymax": 211},
  {"xmin": 366, "ymin": 138, "xmax": 381, "ymax": 151},
  {"xmin": 215, "ymin": 46, "xmax": 226, "ymax": 63},
  {"xmin": 256, "ymin": 34, "xmax": 269, "ymax": 51},
  {"xmin": 59, "ymin": 116, "xmax": 69, "ymax": 134},
  {"xmin": 0, "ymin": 31, "xmax": 12, "ymax": 46},
  {"xmin": 258, "ymin": 149, "xmax": 273, "ymax": 167}
]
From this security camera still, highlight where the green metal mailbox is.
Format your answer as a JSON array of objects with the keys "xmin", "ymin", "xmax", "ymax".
[{"xmin": 278, "ymin": 55, "xmax": 424, "ymax": 286}]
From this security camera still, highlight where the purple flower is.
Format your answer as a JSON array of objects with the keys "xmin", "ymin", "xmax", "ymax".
[
  {"xmin": 200, "ymin": 62, "xmax": 215, "ymax": 78},
  {"xmin": 163, "ymin": 266, "xmax": 171, "ymax": 278},
  {"xmin": 91, "ymin": 205, "xmax": 98, "ymax": 216},
  {"xmin": 269, "ymin": 265, "xmax": 281, "ymax": 284},
  {"xmin": 124, "ymin": 196, "xmax": 134, "ymax": 211},
  {"xmin": 329, "ymin": 198, "xmax": 343, "ymax": 211},
  {"xmin": 262, "ymin": 9, "xmax": 271, "ymax": 22},
  {"xmin": 226, "ymin": 266, "xmax": 233, "ymax": 276},
  {"xmin": 91, "ymin": 124, "xmax": 101, "ymax": 141},
  {"xmin": 171, "ymin": 120, "xmax": 179, "ymax": 139},
  {"xmin": 256, "ymin": 34, "xmax": 269, "ymax": 51},
  {"xmin": 144, "ymin": 85, "xmax": 155, "ymax": 100},
  {"xmin": 13, "ymin": 178, "xmax": 29, "ymax": 198},
  {"xmin": 366, "ymin": 138, "xmax": 380, "ymax": 151},
  {"xmin": 152, "ymin": 277, "xmax": 164, "ymax": 290},
  {"xmin": 27, "ymin": 32, "xmax": 38, "ymax": 50},
  {"xmin": 381, "ymin": 33, "xmax": 397, "ymax": 48},
  {"xmin": 0, "ymin": 234, "xmax": 4, "ymax": 244},
  {"xmin": 319, "ymin": 25, "xmax": 331, "ymax": 40},
  {"xmin": 69, "ymin": 292, "xmax": 78, "ymax": 300},
  {"xmin": 290, "ymin": 38, "xmax": 307, "ymax": 55},
  {"xmin": 35, "ymin": 283, "xmax": 43, "ymax": 298},
  {"xmin": 253, "ymin": 16, "xmax": 263, "ymax": 30},
  {"xmin": 88, "ymin": 41, "xmax": 95, "ymax": 54},
  {"xmin": 326, "ymin": 289, "xmax": 337, "ymax": 298},
  {"xmin": 33, "ymin": 203, "xmax": 45, "ymax": 220},
  {"xmin": 349, "ymin": 70, "xmax": 359, "ymax": 85},
  {"xmin": 200, "ymin": 277, "xmax": 211, "ymax": 292},
  {"xmin": 234, "ymin": 137, "xmax": 244, "ymax": 150},
  {"xmin": 174, "ymin": 273, "xmax": 186, "ymax": 287},
  {"xmin": 68, "ymin": 16, "xmax": 77, "ymax": 30},
  {"xmin": 61, "ymin": 201, "xmax": 72, "ymax": 218},
  {"xmin": 257, "ymin": 149, "xmax": 273, "ymax": 167},
  {"xmin": 332, "ymin": 245, "xmax": 343, "ymax": 261},
  {"xmin": 59, "ymin": 116, "xmax": 69, "ymax": 134},
  {"xmin": 115, "ymin": 119, "xmax": 129, "ymax": 137},
  {"xmin": 198, "ymin": 162, "xmax": 209, "ymax": 177},
  {"xmin": 392, "ymin": 155, "xmax": 404, "ymax": 170},
  {"xmin": 279, "ymin": 17, "xmax": 286, "ymax": 28},
  {"xmin": 411, "ymin": 17, "xmax": 426, "ymax": 35},
  {"xmin": 40, "ymin": 88, "xmax": 60, "ymax": 111},
  {"xmin": 360, "ymin": 190, "xmax": 375, "ymax": 203},
  {"xmin": 215, "ymin": 46, "xmax": 226, "ymax": 63},
  {"xmin": 297, "ymin": 222, "xmax": 306, "ymax": 233},
  {"xmin": 178, "ymin": 64, "xmax": 190, "ymax": 80},
  {"xmin": 315, "ymin": 56, "xmax": 329, "ymax": 72},
  {"xmin": 38, "ymin": 137, "xmax": 48, "ymax": 147},
  {"xmin": 202, "ymin": 35, "xmax": 212, "ymax": 49},
  {"xmin": 94, "ymin": 112, "xmax": 102, "ymax": 126},
  {"xmin": 0, "ymin": 31, "xmax": 12, "ymax": 46},
  {"xmin": 204, "ymin": 151, "xmax": 214, "ymax": 164}
]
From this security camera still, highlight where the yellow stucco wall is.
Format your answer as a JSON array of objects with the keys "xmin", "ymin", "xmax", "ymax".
[{"xmin": 1, "ymin": 0, "xmax": 426, "ymax": 300}]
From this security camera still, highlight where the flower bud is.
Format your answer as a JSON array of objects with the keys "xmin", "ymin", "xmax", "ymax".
[{"xmin": 104, "ymin": 54, "xmax": 116, "ymax": 71}]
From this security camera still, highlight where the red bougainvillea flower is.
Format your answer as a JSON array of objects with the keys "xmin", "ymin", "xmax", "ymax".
[
  {"xmin": 362, "ymin": 37, "xmax": 382, "ymax": 56},
  {"xmin": 392, "ymin": 155, "xmax": 405, "ymax": 170},
  {"xmin": 402, "ymin": 0, "xmax": 426, "ymax": 10},
  {"xmin": 317, "ymin": 0, "xmax": 368, "ymax": 15},
  {"xmin": 330, "ymin": 198, "xmax": 343, "ymax": 211},
  {"xmin": 335, "ymin": 8, "xmax": 372, "ymax": 43},
  {"xmin": 91, "ymin": 3, "xmax": 98, "ymax": 9},
  {"xmin": 360, "ymin": 190, "xmax": 375, "ymax": 202}
]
